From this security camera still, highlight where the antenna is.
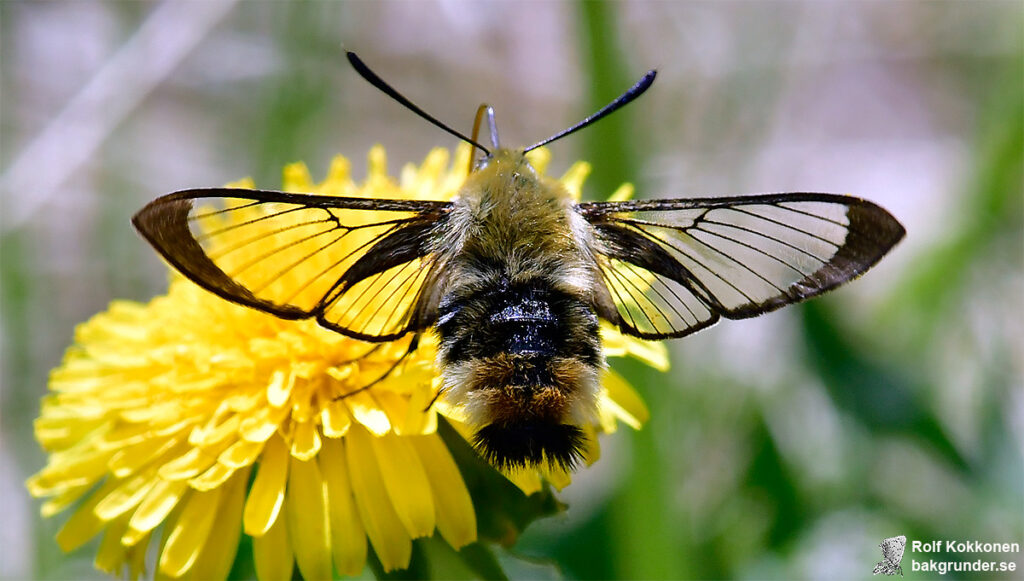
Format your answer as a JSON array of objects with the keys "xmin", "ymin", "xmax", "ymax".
[
  {"xmin": 346, "ymin": 52, "xmax": 490, "ymax": 156},
  {"xmin": 524, "ymin": 70, "xmax": 657, "ymax": 153}
]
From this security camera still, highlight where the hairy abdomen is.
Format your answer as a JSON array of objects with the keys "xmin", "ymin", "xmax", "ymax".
[{"xmin": 436, "ymin": 275, "xmax": 602, "ymax": 470}]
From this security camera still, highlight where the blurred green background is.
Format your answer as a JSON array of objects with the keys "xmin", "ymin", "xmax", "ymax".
[{"xmin": 2, "ymin": 1, "xmax": 1021, "ymax": 579}]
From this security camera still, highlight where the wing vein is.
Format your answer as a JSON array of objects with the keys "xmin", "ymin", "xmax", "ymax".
[
  {"xmin": 628, "ymin": 223, "xmax": 763, "ymax": 305},
  {"xmin": 724, "ymin": 207, "xmax": 842, "ymax": 248},
  {"xmin": 621, "ymin": 259, "xmax": 699, "ymax": 328},
  {"xmin": 600, "ymin": 260, "xmax": 642, "ymax": 331},
  {"xmin": 605, "ymin": 261, "xmax": 666, "ymax": 331},
  {"xmin": 207, "ymin": 217, "xmax": 335, "ymax": 261},
  {"xmin": 195, "ymin": 205, "xmax": 312, "ymax": 239},
  {"xmin": 226, "ymin": 223, "xmax": 348, "ymax": 283},
  {"xmin": 700, "ymin": 218, "xmax": 831, "ymax": 270}
]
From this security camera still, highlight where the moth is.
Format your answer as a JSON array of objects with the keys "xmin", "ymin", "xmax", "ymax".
[{"xmin": 133, "ymin": 52, "xmax": 905, "ymax": 470}]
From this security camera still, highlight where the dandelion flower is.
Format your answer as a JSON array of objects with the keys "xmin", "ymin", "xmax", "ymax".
[{"xmin": 28, "ymin": 144, "xmax": 665, "ymax": 579}]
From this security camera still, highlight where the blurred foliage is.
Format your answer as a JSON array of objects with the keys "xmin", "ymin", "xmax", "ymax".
[{"xmin": 3, "ymin": 1, "xmax": 1021, "ymax": 580}]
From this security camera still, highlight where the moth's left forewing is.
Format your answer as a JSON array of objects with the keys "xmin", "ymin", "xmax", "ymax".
[{"xmin": 579, "ymin": 193, "xmax": 905, "ymax": 340}]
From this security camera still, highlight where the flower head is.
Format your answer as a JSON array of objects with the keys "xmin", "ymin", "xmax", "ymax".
[{"xmin": 29, "ymin": 144, "xmax": 666, "ymax": 579}]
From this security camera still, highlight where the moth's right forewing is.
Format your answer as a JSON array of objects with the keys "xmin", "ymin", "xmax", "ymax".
[
  {"xmin": 133, "ymin": 193, "xmax": 308, "ymax": 318},
  {"xmin": 133, "ymin": 188, "xmax": 452, "ymax": 341}
]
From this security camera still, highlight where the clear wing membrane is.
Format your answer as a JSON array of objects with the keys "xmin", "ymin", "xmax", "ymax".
[
  {"xmin": 133, "ymin": 188, "xmax": 451, "ymax": 341},
  {"xmin": 580, "ymin": 193, "xmax": 905, "ymax": 339}
]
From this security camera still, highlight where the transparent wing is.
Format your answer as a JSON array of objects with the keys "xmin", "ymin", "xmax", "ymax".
[
  {"xmin": 579, "ymin": 193, "xmax": 905, "ymax": 339},
  {"xmin": 133, "ymin": 188, "xmax": 451, "ymax": 341}
]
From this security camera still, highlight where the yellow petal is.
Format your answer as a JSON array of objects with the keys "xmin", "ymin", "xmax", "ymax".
[
  {"xmin": 410, "ymin": 435, "xmax": 476, "ymax": 548},
  {"xmin": 346, "ymin": 426, "xmax": 411, "ymax": 572},
  {"xmin": 627, "ymin": 339, "xmax": 670, "ymax": 372},
  {"xmin": 120, "ymin": 401, "xmax": 185, "ymax": 424},
  {"xmin": 55, "ymin": 477, "xmax": 121, "ymax": 551},
  {"xmin": 601, "ymin": 368, "xmax": 650, "ymax": 430},
  {"xmin": 286, "ymin": 455, "xmax": 332, "ymax": 581},
  {"xmin": 321, "ymin": 400, "xmax": 352, "ymax": 438},
  {"xmin": 325, "ymin": 155, "xmax": 353, "ymax": 189},
  {"xmin": 240, "ymin": 405, "xmax": 288, "ymax": 443},
  {"xmin": 435, "ymin": 398, "xmax": 469, "ymax": 424},
  {"xmin": 223, "ymin": 389, "xmax": 263, "ymax": 413},
  {"xmin": 124, "ymin": 478, "xmax": 189, "ymax": 545},
  {"xmin": 32, "ymin": 445, "xmax": 115, "ymax": 493},
  {"xmin": 93, "ymin": 471, "xmax": 156, "ymax": 521},
  {"xmin": 544, "ymin": 464, "xmax": 572, "ymax": 491},
  {"xmin": 243, "ymin": 435, "xmax": 289, "ymax": 536},
  {"xmin": 504, "ymin": 468, "xmax": 543, "ymax": 496},
  {"xmin": 157, "ymin": 446, "xmax": 217, "ymax": 481},
  {"xmin": 444, "ymin": 144, "xmax": 474, "ymax": 191},
  {"xmin": 154, "ymin": 418, "xmax": 195, "ymax": 438},
  {"xmin": 290, "ymin": 420, "xmax": 321, "ymax": 460},
  {"xmin": 602, "ymin": 327, "xmax": 670, "ymax": 371},
  {"xmin": 186, "ymin": 468, "xmax": 249, "ymax": 581},
  {"xmin": 442, "ymin": 416, "xmax": 476, "ymax": 442},
  {"xmin": 582, "ymin": 426, "xmax": 601, "ymax": 466},
  {"xmin": 158, "ymin": 486, "xmax": 223, "ymax": 578},
  {"xmin": 345, "ymin": 391, "xmax": 391, "ymax": 436},
  {"xmin": 218, "ymin": 439, "xmax": 264, "ymax": 469},
  {"xmin": 319, "ymin": 437, "xmax": 367, "ymax": 576},
  {"xmin": 188, "ymin": 414, "xmax": 241, "ymax": 448},
  {"xmin": 368, "ymin": 145, "xmax": 388, "ymax": 179},
  {"xmin": 128, "ymin": 531, "xmax": 151, "ymax": 581},
  {"xmin": 401, "ymin": 164, "xmax": 418, "ymax": 193},
  {"xmin": 403, "ymin": 385, "xmax": 438, "ymax": 435},
  {"xmin": 187, "ymin": 403, "xmax": 234, "ymax": 446},
  {"xmin": 94, "ymin": 515, "xmax": 131, "ymax": 575},
  {"xmin": 189, "ymin": 462, "xmax": 236, "ymax": 491},
  {"xmin": 34, "ymin": 414, "xmax": 101, "ymax": 449},
  {"xmin": 560, "ymin": 161, "xmax": 592, "ymax": 200},
  {"xmin": 375, "ymin": 391, "xmax": 411, "ymax": 435},
  {"xmin": 600, "ymin": 411, "xmax": 619, "ymax": 435},
  {"xmin": 155, "ymin": 505, "xmax": 183, "ymax": 581},
  {"xmin": 266, "ymin": 369, "xmax": 294, "ymax": 408},
  {"xmin": 109, "ymin": 437, "xmax": 181, "ymax": 478},
  {"xmin": 224, "ymin": 177, "xmax": 255, "ymax": 190},
  {"xmin": 282, "ymin": 162, "xmax": 313, "ymax": 192},
  {"xmin": 525, "ymin": 146, "xmax": 551, "ymax": 175},
  {"xmin": 405, "ymin": 148, "xmax": 449, "ymax": 196},
  {"xmin": 39, "ymin": 482, "xmax": 93, "ymax": 518},
  {"xmin": 608, "ymin": 183, "xmax": 635, "ymax": 202},
  {"xmin": 253, "ymin": 496, "xmax": 294, "ymax": 581},
  {"xmin": 370, "ymin": 433, "xmax": 435, "ymax": 538}
]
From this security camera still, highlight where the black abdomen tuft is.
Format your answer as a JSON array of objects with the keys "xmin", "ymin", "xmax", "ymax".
[{"xmin": 473, "ymin": 423, "xmax": 586, "ymax": 470}]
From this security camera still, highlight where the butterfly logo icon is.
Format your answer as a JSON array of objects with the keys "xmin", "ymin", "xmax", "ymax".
[{"xmin": 873, "ymin": 535, "xmax": 907, "ymax": 576}]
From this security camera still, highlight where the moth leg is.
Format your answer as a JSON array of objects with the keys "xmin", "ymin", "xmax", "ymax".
[
  {"xmin": 422, "ymin": 387, "xmax": 445, "ymax": 413},
  {"xmin": 333, "ymin": 334, "xmax": 420, "ymax": 400},
  {"xmin": 335, "ymin": 344, "xmax": 382, "ymax": 365}
]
